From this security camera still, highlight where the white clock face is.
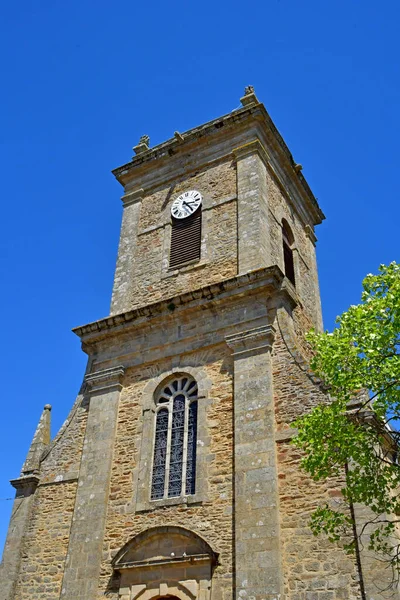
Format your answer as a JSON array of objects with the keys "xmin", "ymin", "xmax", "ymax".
[{"xmin": 171, "ymin": 190, "xmax": 202, "ymax": 219}]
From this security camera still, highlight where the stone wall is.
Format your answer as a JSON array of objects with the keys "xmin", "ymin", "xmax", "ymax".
[
  {"xmin": 7, "ymin": 291, "xmax": 384, "ymax": 600},
  {"xmin": 273, "ymin": 319, "xmax": 361, "ymax": 599},
  {"xmin": 277, "ymin": 442, "xmax": 360, "ymax": 600},
  {"xmin": 266, "ymin": 172, "xmax": 323, "ymax": 331},
  {"xmin": 39, "ymin": 394, "xmax": 88, "ymax": 483},
  {"xmin": 121, "ymin": 159, "xmax": 238, "ymax": 312},
  {"xmin": 13, "ymin": 481, "xmax": 77, "ymax": 600},
  {"xmin": 98, "ymin": 346, "xmax": 234, "ymax": 600}
]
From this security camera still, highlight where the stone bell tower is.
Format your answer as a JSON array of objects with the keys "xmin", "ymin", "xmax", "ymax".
[{"xmin": 1, "ymin": 88, "xmax": 383, "ymax": 600}]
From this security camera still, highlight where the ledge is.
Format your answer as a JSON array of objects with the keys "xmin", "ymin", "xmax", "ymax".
[
  {"xmin": 226, "ymin": 324, "xmax": 276, "ymax": 357},
  {"xmin": 275, "ymin": 428, "xmax": 298, "ymax": 442},
  {"xmin": 84, "ymin": 365, "xmax": 125, "ymax": 393},
  {"xmin": 135, "ymin": 493, "xmax": 205, "ymax": 514},
  {"xmin": 111, "ymin": 102, "xmax": 324, "ymax": 225},
  {"xmin": 72, "ymin": 266, "xmax": 288, "ymax": 341},
  {"xmin": 112, "ymin": 105, "xmax": 260, "ymax": 178},
  {"xmin": 10, "ymin": 475, "xmax": 40, "ymax": 494},
  {"xmin": 115, "ymin": 553, "xmax": 212, "ymax": 571}
]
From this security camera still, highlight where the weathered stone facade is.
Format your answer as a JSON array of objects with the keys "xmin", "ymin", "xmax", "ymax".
[{"xmin": 0, "ymin": 88, "xmax": 391, "ymax": 600}]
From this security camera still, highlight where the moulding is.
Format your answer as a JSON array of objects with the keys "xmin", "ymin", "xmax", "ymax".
[
  {"xmin": 10, "ymin": 475, "xmax": 40, "ymax": 494},
  {"xmin": 305, "ymin": 223, "xmax": 318, "ymax": 245},
  {"xmin": 84, "ymin": 365, "xmax": 125, "ymax": 393},
  {"xmin": 112, "ymin": 101, "xmax": 324, "ymax": 227},
  {"xmin": 73, "ymin": 265, "xmax": 285, "ymax": 341},
  {"xmin": 232, "ymin": 138, "xmax": 269, "ymax": 165},
  {"xmin": 121, "ymin": 187, "xmax": 145, "ymax": 207},
  {"xmin": 225, "ymin": 324, "xmax": 276, "ymax": 357}
]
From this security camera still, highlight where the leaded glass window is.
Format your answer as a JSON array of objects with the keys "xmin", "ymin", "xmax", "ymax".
[{"xmin": 151, "ymin": 376, "xmax": 198, "ymax": 500}]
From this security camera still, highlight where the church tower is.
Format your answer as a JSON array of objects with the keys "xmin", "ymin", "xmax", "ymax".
[{"xmin": 0, "ymin": 88, "xmax": 385, "ymax": 600}]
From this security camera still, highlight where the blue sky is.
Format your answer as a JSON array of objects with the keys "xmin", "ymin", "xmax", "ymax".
[{"xmin": 0, "ymin": 0, "xmax": 399, "ymax": 553}]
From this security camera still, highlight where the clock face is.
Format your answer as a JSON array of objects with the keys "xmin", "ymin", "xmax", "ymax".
[{"xmin": 171, "ymin": 190, "xmax": 202, "ymax": 219}]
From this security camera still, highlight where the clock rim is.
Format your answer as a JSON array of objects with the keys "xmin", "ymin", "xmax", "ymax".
[{"xmin": 170, "ymin": 190, "xmax": 202, "ymax": 219}]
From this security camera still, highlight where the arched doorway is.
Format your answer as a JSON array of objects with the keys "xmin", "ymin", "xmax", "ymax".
[{"xmin": 112, "ymin": 526, "xmax": 218, "ymax": 600}]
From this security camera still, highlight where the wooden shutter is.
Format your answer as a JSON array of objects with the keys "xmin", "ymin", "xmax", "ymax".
[{"xmin": 169, "ymin": 211, "xmax": 202, "ymax": 269}]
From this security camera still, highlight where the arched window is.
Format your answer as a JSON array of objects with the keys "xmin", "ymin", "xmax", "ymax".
[
  {"xmin": 151, "ymin": 375, "xmax": 198, "ymax": 500},
  {"xmin": 282, "ymin": 219, "xmax": 295, "ymax": 286},
  {"xmin": 169, "ymin": 211, "xmax": 202, "ymax": 269}
]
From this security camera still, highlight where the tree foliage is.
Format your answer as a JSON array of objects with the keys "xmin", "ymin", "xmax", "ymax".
[{"xmin": 294, "ymin": 262, "xmax": 400, "ymax": 579}]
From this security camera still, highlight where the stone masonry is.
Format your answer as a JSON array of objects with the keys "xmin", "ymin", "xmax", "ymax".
[{"xmin": 0, "ymin": 88, "xmax": 392, "ymax": 600}]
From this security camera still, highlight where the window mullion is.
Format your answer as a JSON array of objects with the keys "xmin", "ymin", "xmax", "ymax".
[
  {"xmin": 182, "ymin": 394, "xmax": 190, "ymax": 496},
  {"xmin": 164, "ymin": 401, "xmax": 173, "ymax": 499}
]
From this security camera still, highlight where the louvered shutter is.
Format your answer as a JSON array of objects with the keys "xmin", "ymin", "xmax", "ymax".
[{"xmin": 169, "ymin": 211, "xmax": 202, "ymax": 269}]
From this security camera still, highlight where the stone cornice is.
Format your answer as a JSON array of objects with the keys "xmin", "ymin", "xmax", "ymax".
[
  {"xmin": 305, "ymin": 224, "xmax": 318, "ymax": 245},
  {"xmin": 225, "ymin": 325, "xmax": 276, "ymax": 357},
  {"xmin": 112, "ymin": 105, "xmax": 257, "ymax": 178},
  {"xmin": 112, "ymin": 102, "xmax": 324, "ymax": 226},
  {"xmin": 121, "ymin": 187, "xmax": 144, "ymax": 207},
  {"xmin": 73, "ymin": 266, "xmax": 288, "ymax": 343},
  {"xmin": 232, "ymin": 139, "xmax": 269, "ymax": 164},
  {"xmin": 10, "ymin": 475, "xmax": 40, "ymax": 494},
  {"xmin": 269, "ymin": 278, "xmax": 299, "ymax": 311},
  {"xmin": 115, "ymin": 553, "xmax": 213, "ymax": 571},
  {"xmin": 84, "ymin": 365, "xmax": 125, "ymax": 393},
  {"xmin": 232, "ymin": 138, "xmax": 323, "ymax": 229}
]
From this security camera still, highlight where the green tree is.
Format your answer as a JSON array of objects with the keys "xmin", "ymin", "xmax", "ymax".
[{"xmin": 294, "ymin": 262, "xmax": 400, "ymax": 584}]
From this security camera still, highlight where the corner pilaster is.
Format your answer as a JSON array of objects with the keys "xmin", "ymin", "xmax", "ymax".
[
  {"xmin": 60, "ymin": 365, "xmax": 125, "ymax": 600},
  {"xmin": 110, "ymin": 188, "xmax": 144, "ymax": 315},
  {"xmin": 0, "ymin": 476, "xmax": 39, "ymax": 600},
  {"xmin": 226, "ymin": 324, "xmax": 283, "ymax": 600},
  {"xmin": 233, "ymin": 140, "xmax": 272, "ymax": 274},
  {"xmin": 305, "ymin": 224, "xmax": 323, "ymax": 331}
]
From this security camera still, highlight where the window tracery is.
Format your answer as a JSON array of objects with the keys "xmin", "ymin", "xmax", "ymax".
[{"xmin": 151, "ymin": 376, "xmax": 198, "ymax": 500}]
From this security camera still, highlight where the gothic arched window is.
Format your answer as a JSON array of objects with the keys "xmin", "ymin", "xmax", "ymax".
[
  {"xmin": 282, "ymin": 219, "xmax": 296, "ymax": 286},
  {"xmin": 151, "ymin": 375, "xmax": 198, "ymax": 500}
]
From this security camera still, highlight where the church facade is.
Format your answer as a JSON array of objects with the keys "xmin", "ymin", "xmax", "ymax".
[{"xmin": 0, "ymin": 88, "xmax": 388, "ymax": 600}]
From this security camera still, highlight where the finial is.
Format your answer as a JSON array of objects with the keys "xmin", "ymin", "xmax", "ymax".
[
  {"xmin": 240, "ymin": 85, "xmax": 259, "ymax": 107},
  {"xmin": 139, "ymin": 134, "xmax": 150, "ymax": 146},
  {"xmin": 133, "ymin": 134, "xmax": 150, "ymax": 156},
  {"xmin": 174, "ymin": 131, "xmax": 184, "ymax": 143},
  {"xmin": 21, "ymin": 404, "xmax": 52, "ymax": 476}
]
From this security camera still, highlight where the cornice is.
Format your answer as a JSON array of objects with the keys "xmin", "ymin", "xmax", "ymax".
[
  {"xmin": 10, "ymin": 475, "xmax": 40, "ymax": 494},
  {"xmin": 121, "ymin": 187, "xmax": 144, "ymax": 207},
  {"xmin": 73, "ymin": 266, "xmax": 287, "ymax": 343},
  {"xmin": 112, "ymin": 102, "xmax": 324, "ymax": 225},
  {"xmin": 305, "ymin": 224, "xmax": 318, "ymax": 245},
  {"xmin": 225, "ymin": 324, "xmax": 276, "ymax": 357},
  {"xmin": 112, "ymin": 105, "xmax": 258, "ymax": 179},
  {"xmin": 84, "ymin": 365, "xmax": 125, "ymax": 393},
  {"xmin": 232, "ymin": 139, "xmax": 270, "ymax": 164}
]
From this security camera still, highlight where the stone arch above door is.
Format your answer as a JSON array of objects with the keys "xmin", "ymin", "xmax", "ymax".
[{"xmin": 112, "ymin": 526, "xmax": 218, "ymax": 600}]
